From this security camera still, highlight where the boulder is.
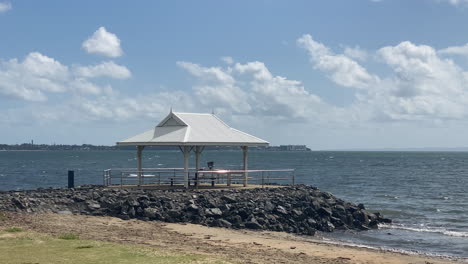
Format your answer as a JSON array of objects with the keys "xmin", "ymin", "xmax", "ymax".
[
  {"xmin": 318, "ymin": 207, "xmax": 332, "ymax": 217},
  {"xmin": 205, "ymin": 208, "xmax": 223, "ymax": 217},
  {"xmin": 245, "ymin": 220, "xmax": 263, "ymax": 230},
  {"xmin": 275, "ymin": 205, "xmax": 288, "ymax": 215},
  {"xmin": 221, "ymin": 195, "xmax": 237, "ymax": 204}
]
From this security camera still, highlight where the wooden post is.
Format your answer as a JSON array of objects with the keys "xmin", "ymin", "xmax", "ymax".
[
  {"xmin": 183, "ymin": 146, "xmax": 190, "ymax": 188},
  {"xmin": 68, "ymin": 170, "xmax": 74, "ymax": 188},
  {"xmin": 137, "ymin": 145, "xmax": 144, "ymax": 186},
  {"xmin": 242, "ymin": 146, "xmax": 248, "ymax": 187}
]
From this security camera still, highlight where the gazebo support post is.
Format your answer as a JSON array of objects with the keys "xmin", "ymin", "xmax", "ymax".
[
  {"xmin": 183, "ymin": 146, "xmax": 191, "ymax": 188},
  {"xmin": 195, "ymin": 146, "xmax": 203, "ymax": 186},
  {"xmin": 136, "ymin": 145, "xmax": 145, "ymax": 186},
  {"xmin": 242, "ymin": 146, "xmax": 248, "ymax": 187}
]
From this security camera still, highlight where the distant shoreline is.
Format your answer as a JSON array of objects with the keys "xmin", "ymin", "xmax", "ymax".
[
  {"xmin": 0, "ymin": 143, "xmax": 311, "ymax": 152},
  {"xmin": 2, "ymin": 148, "xmax": 468, "ymax": 152}
]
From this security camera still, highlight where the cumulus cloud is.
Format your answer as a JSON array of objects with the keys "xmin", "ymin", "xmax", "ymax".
[
  {"xmin": 297, "ymin": 34, "xmax": 379, "ymax": 89},
  {"xmin": 178, "ymin": 60, "xmax": 339, "ymax": 122},
  {"xmin": 0, "ymin": 52, "xmax": 134, "ymax": 101},
  {"xmin": 82, "ymin": 27, "xmax": 123, "ymax": 58},
  {"xmin": 74, "ymin": 61, "xmax": 131, "ymax": 79},
  {"xmin": 0, "ymin": 2, "xmax": 11, "ymax": 13},
  {"xmin": 18, "ymin": 59, "xmax": 339, "ymax": 126},
  {"xmin": 6, "ymin": 31, "xmax": 468, "ymax": 145},
  {"xmin": 370, "ymin": 41, "xmax": 468, "ymax": 121},
  {"xmin": 438, "ymin": 43, "xmax": 468, "ymax": 56},
  {"xmin": 233, "ymin": 61, "xmax": 327, "ymax": 120},
  {"xmin": 71, "ymin": 91, "xmax": 194, "ymax": 122},
  {"xmin": 298, "ymin": 35, "xmax": 468, "ymax": 122},
  {"xmin": 0, "ymin": 52, "xmax": 69, "ymax": 101},
  {"xmin": 344, "ymin": 46, "xmax": 369, "ymax": 61},
  {"xmin": 177, "ymin": 61, "xmax": 250, "ymax": 113}
]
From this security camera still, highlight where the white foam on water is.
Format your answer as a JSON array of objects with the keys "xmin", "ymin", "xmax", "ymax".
[
  {"xmin": 379, "ymin": 223, "xmax": 468, "ymax": 238},
  {"xmin": 304, "ymin": 234, "xmax": 466, "ymax": 262}
]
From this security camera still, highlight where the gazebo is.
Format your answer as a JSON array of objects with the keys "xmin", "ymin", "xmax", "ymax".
[{"xmin": 116, "ymin": 111, "xmax": 269, "ymax": 188}]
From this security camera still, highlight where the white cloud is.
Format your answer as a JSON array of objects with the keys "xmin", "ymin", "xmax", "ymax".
[
  {"xmin": 74, "ymin": 61, "xmax": 131, "ymax": 79},
  {"xmin": 369, "ymin": 41, "xmax": 468, "ymax": 121},
  {"xmin": 0, "ymin": 2, "xmax": 11, "ymax": 13},
  {"xmin": 298, "ymin": 35, "xmax": 468, "ymax": 122},
  {"xmin": 7, "ymin": 31, "xmax": 468, "ymax": 149},
  {"xmin": 438, "ymin": 43, "xmax": 468, "ymax": 56},
  {"xmin": 177, "ymin": 61, "xmax": 235, "ymax": 85},
  {"xmin": 441, "ymin": 0, "xmax": 468, "ymax": 5},
  {"xmin": 177, "ymin": 61, "xmax": 250, "ymax": 113},
  {"xmin": 233, "ymin": 61, "xmax": 329, "ymax": 120},
  {"xmin": 0, "ymin": 52, "xmax": 69, "ymax": 101},
  {"xmin": 344, "ymin": 46, "xmax": 369, "ymax": 61},
  {"xmin": 297, "ymin": 34, "xmax": 379, "ymax": 89},
  {"xmin": 0, "ymin": 52, "xmax": 134, "ymax": 101},
  {"xmin": 70, "ymin": 79, "xmax": 111, "ymax": 96},
  {"xmin": 72, "ymin": 91, "xmax": 194, "ymax": 122},
  {"xmin": 221, "ymin": 56, "xmax": 234, "ymax": 64},
  {"xmin": 82, "ymin": 27, "xmax": 123, "ymax": 58},
  {"xmin": 10, "ymin": 58, "xmax": 338, "ymax": 127},
  {"xmin": 178, "ymin": 60, "xmax": 340, "ymax": 122}
]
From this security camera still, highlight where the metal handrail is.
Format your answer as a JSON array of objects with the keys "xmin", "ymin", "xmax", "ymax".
[{"xmin": 102, "ymin": 168, "xmax": 295, "ymax": 187}]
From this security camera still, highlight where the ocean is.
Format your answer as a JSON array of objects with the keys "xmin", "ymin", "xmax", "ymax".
[{"xmin": 0, "ymin": 150, "xmax": 467, "ymax": 260}]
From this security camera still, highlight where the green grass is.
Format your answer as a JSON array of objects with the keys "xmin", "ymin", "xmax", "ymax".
[
  {"xmin": 0, "ymin": 212, "xmax": 7, "ymax": 221},
  {"xmin": 0, "ymin": 231, "xmax": 229, "ymax": 264},
  {"xmin": 4, "ymin": 227, "xmax": 23, "ymax": 233},
  {"xmin": 58, "ymin": 233, "xmax": 79, "ymax": 240}
]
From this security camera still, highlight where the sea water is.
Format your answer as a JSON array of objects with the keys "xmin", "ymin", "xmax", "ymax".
[{"xmin": 0, "ymin": 150, "xmax": 467, "ymax": 259}]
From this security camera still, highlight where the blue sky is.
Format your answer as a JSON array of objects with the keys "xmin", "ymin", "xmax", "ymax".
[{"xmin": 2, "ymin": 0, "xmax": 468, "ymax": 149}]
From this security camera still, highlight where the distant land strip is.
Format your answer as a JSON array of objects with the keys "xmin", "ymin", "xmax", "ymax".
[{"xmin": 0, "ymin": 143, "xmax": 311, "ymax": 152}]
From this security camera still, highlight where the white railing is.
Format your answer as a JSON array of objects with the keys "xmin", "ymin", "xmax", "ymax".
[{"xmin": 103, "ymin": 168, "xmax": 295, "ymax": 188}]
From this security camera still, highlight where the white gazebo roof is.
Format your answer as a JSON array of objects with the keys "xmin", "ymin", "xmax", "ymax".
[{"xmin": 117, "ymin": 112, "xmax": 269, "ymax": 147}]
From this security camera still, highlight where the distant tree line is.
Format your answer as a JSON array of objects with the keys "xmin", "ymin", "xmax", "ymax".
[{"xmin": 0, "ymin": 143, "xmax": 310, "ymax": 151}]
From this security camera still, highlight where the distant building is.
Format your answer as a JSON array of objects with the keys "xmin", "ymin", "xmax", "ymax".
[{"xmin": 279, "ymin": 145, "xmax": 311, "ymax": 151}]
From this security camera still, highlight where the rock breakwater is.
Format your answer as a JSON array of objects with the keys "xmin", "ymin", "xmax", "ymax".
[{"xmin": 0, "ymin": 185, "xmax": 391, "ymax": 236}]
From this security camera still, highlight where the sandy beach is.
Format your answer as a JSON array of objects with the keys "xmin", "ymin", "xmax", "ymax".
[{"xmin": 0, "ymin": 212, "xmax": 459, "ymax": 264}]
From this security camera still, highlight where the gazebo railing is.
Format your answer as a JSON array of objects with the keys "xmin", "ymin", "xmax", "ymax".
[
  {"xmin": 103, "ymin": 168, "xmax": 191, "ymax": 187},
  {"xmin": 103, "ymin": 168, "xmax": 295, "ymax": 188}
]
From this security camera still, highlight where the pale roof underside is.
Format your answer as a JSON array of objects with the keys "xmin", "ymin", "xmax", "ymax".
[{"xmin": 117, "ymin": 112, "xmax": 269, "ymax": 146}]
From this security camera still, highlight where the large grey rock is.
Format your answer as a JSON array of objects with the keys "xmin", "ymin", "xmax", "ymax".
[
  {"xmin": 318, "ymin": 207, "xmax": 332, "ymax": 217},
  {"xmin": 275, "ymin": 205, "xmax": 288, "ymax": 215},
  {"xmin": 205, "ymin": 208, "xmax": 223, "ymax": 217}
]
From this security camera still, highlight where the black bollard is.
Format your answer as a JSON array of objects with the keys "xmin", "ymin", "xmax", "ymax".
[{"xmin": 68, "ymin": 170, "xmax": 74, "ymax": 188}]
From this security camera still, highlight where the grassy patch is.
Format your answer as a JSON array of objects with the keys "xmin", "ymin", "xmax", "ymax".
[
  {"xmin": 4, "ymin": 227, "xmax": 23, "ymax": 233},
  {"xmin": 58, "ymin": 233, "xmax": 79, "ymax": 240},
  {"xmin": 0, "ymin": 231, "xmax": 230, "ymax": 264},
  {"xmin": 0, "ymin": 212, "xmax": 7, "ymax": 221},
  {"xmin": 76, "ymin": 245, "xmax": 94, "ymax": 249}
]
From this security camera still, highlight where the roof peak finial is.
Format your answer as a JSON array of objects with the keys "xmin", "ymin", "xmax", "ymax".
[
  {"xmin": 170, "ymin": 106, "xmax": 173, "ymax": 113},
  {"xmin": 211, "ymin": 108, "xmax": 215, "ymax": 115}
]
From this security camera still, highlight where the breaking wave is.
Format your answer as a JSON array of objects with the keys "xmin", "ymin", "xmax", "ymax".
[{"xmin": 379, "ymin": 223, "xmax": 468, "ymax": 238}]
